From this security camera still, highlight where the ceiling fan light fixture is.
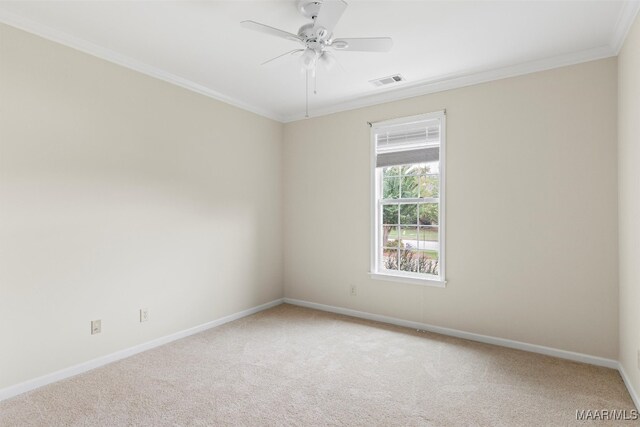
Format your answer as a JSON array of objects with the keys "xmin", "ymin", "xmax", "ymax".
[
  {"xmin": 320, "ymin": 51, "xmax": 336, "ymax": 70},
  {"xmin": 301, "ymin": 48, "xmax": 318, "ymax": 69}
]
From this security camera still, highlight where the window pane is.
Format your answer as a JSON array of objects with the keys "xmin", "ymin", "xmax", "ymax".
[
  {"xmin": 383, "ymin": 177, "xmax": 400, "ymax": 199},
  {"xmin": 382, "ymin": 249, "xmax": 398, "ymax": 270},
  {"xmin": 402, "ymin": 164, "xmax": 422, "ymax": 176},
  {"xmin": 382, "ymin": 226, "xmax": 399, "ymax": 248},
  {"xmin": 399, "ymin": 165, "xmax": 413, "ymax": 176},
  {"xmin": 400, "ymin": 204, "xmax": 418, "ymax": 224},
  {"xmin": 424, "ymin": 161, "xmax": 439, "ymax": 174},
  {"xmin": 407, "ymin": 163, "xmax": 437, "ymax": 175},
  {"xmin": 418, "ymin": 203, "xmax": 438, "ymax": 225},
  {"xmin": 383, "ymin": 166, "xmax": 400, "ymax": 178},
  {"xmin": 399, "ymin": 226, "xmax": 417, "ymax": 249},
  {"xmin": 401, "ymin": 175, "xmax": 419, "ymax": 198},
  {"xmin": 399, "ymin": 250, "xmax": 420, "ymax": 272},
  {"xmin": 418, "ymin": 251, "xmax": 440, "ymax": 275},
  {"xmin": 419, "ymin": 226, "xmax": 438, "ymax": 242},
  {"xmin": 419, "ymin": 175, "xmax": 439, "ymax": 198},
  {"xmin": 414, "ymin": 164, "xmax": 427, "ymax": 175},
  {"xmin": 383, "ymin": 204, "xmax": 398, "ymax": 224}
]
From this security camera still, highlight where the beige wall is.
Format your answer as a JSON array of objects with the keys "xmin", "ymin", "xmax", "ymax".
[
  {"xmin": 0, "ymin": 15, "xmax": 627, "ymax": 393},
  {"xmin": 0, "ymin": 23, "xmax": 283, "ymax": 390},
  {"xmin": 619, "ymin": 14, "xmax": 640, "ymax": 394},
  {"xmin": 284, "ymin": 58, "xmax": 619, "ymax": 359}
]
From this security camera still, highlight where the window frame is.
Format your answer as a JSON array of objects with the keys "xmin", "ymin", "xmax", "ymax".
[{"xmin": 369, "ymin": 111, "xmax": 447, "ymax": 287}]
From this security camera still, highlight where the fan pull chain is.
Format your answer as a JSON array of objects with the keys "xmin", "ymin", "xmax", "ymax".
[
  {"xmin": 305, "ymin": 69, "xmax": 309, "ymax": 118},
  {"xmin": 314, "ymin": 68, "xmax": 317, "ymax": 95}
]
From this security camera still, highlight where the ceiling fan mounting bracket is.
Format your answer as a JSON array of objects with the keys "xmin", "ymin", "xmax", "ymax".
[{"xmin": 298, "ymin": 0, "xmax": 322, "ymax": 20}]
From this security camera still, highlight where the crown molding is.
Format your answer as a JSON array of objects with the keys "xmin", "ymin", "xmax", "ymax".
[
  {"xmin": 0, "ymin": 10, "xmax": 285, "ymax": 123},
  {"xmin": 1, "ymin": 3, "xmax": 634, "ymax": 125},
  {"xmin": 282, "ymin": 44, "xmax": 616, "ymax": 122},
  {"xmin": 611, "ymin": 0, "xmax": 640, "ymax": 54}
]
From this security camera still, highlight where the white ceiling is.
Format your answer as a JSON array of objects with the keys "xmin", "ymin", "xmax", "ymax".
[{"xmin": 0, "ymin": 1, "xmax": 638, "ymax": 122}]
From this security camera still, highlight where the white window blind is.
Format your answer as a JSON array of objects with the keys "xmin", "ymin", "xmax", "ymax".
[{"xmin": 375, "ymin": 118, "xmax": 441, "ymax": 168}]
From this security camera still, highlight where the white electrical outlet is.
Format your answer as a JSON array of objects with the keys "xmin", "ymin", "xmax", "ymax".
[
  {"xmin": 350, "ymin": 285, "xmax": 357, "ymax": 296},
  {"xmin": 140, "ymin": 308, "xmax": 149, "ymax": 323},
  {"xmin": 91, "ymin": 319, "xmax": 101, "ymax": 335}
]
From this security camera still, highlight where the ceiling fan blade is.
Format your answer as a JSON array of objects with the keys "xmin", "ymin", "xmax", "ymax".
[
  {"xmin": 331, "ymin": 37, "xmax": 393, "ymax": 52},
  {"xmin": 240, "ymin": 20, "xmax": 302, "ymax": 44},
  {"xmin": 313, "ymin": 0, "xmax": 348, "ymax": 37},
  {"xmin": 261, "ymin": 49, "xmax": 305, "ymax": 66}
]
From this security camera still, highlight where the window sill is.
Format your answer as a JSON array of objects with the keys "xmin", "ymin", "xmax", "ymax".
[{"xmin": 369, "ymin": 272, "xmax": 446, "ymax": 288}]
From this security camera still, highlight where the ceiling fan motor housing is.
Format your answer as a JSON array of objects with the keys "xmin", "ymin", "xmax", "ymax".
[
  {"xmin": 297, "ymin": 23, "xmax": 330, "ymax": 54},
  {"xmin": 298, "ymin": 18, "xmax": 331, "ymax": 45},
  {"xmin": 297, "ymin": 22, "xmax": 316, "ymax": 40}
]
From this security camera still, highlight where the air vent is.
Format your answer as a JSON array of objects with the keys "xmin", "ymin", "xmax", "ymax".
[{"xmin": 370, "ymin": 74, "xmax": 405, "ymax": 87}]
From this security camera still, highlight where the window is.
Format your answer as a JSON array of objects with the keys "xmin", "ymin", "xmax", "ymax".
[{"xmin": 370, "ymin": 111, "xmax": 446, "ymax": 286}]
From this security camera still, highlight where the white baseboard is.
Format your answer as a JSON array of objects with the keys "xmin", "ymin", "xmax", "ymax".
[
  {"xmin": 619, "ymin": 363, "xmax": 640, "ymax": 411},
  {"xmin": 0, "ymin": 298, "xmax": 284, "ymax": 402},
  {"xmin": 4, "ymin": 296, "xmax": 636, "ymax": 410},
  {"xmin": 283, "ymin": 298, "xmax": 619, "ymax": 369}
]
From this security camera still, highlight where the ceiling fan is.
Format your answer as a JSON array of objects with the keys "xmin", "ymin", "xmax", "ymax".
[{"xmin": 240, "ymin": 0, "xmax": 393, "ymax": 116}]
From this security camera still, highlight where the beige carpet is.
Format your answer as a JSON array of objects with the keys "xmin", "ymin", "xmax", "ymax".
[{"xmin": 0, "ymin": 304, "xmax": 636, "ymax": 426}]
